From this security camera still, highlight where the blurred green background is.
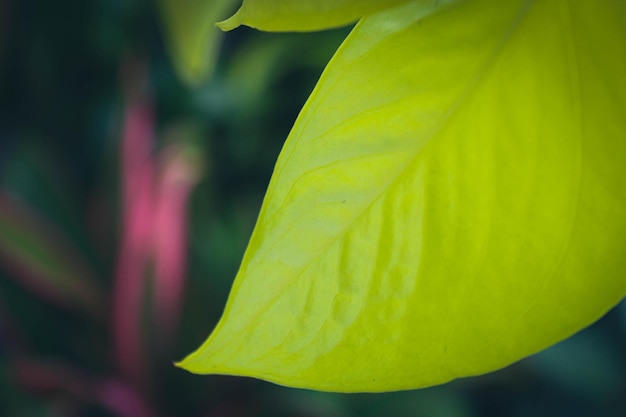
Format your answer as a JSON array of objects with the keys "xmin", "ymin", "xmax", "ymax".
[{"xmin": 0, "ymin": 0, "xmax": 624, "ymax": 416}]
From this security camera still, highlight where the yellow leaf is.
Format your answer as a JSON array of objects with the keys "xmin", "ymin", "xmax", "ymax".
[
  {"xmin": 217, "ymin": 0, "xmax": 414, "ymax": 31},
  {"xmin": 180, "ymin": 0, "xmax": 626, "ymax": 391}
]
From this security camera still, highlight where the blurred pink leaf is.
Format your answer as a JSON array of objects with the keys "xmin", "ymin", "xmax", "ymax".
[
  {"xmin": 153, "ymin": 143, "xmax": 201, "ymax": 345},
  {"xmin": 0, "ymin": 192, "xmax": 103, "ymax": 317},
  {"xmin": 113, "ymin": 61, "xmax": 201, "ymax": 382},
  {"xmin": 12, "ymin": 357, "xmax": 158, "ymax": 417},
  {"xmin": 113, "ymin": 79, "xmax": 156, "ymax": 383},
  {"xmin": 12, "ymin": 357, "xmax": 88, "ymax": 397},
  {"xmin": 95, "ymin": 377, "xmax": 160, "ymax": 417}
]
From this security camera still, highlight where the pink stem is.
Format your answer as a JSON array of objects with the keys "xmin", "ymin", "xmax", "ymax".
[
  {"xmin": 153, "ymin": 147, "xmax": 198, "ymax": 346},
  {"xmin": 112, "ymin": 86, "xmax": 155, "ymax": 384}
]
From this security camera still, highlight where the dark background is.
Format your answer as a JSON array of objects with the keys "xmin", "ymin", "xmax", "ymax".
[{"xmin": 0, "ymin": 0, "xmax": 625, "ymax": 416}]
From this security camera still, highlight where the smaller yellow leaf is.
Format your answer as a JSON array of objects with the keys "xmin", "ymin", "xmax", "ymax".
[{"xmin": 217, "ymin": 0, "xmax": 415, "ymax": 32}]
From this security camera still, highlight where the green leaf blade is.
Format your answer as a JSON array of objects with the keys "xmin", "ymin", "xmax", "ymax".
[
  {"xmin": 158, "ymin": 0, "xmax": 237, "ymax": 85},
  {"xmin": 181, "ymin": 0, "xmax": 626, "ymax": 392}
]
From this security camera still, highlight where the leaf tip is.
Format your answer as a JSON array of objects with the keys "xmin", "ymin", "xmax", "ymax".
[
  {"xmin": 216, "ymin": 7, "xmax": 244, "ymax": 31},
  {"xmin": 173, "ymin": 348, "xmax": 213, "ymax": 375},
  {"xmin": 173, "ymin": 357, "xmax": 197, "ymax": 374}
]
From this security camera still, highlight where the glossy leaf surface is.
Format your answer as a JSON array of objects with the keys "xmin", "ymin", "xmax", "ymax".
[
  {"xmin": 181, "ymin": 0, "xmax": 626, "ymax": 391},
  {"xmin": 217, "ymin": 0, "xmax": 413, "ymax": 31},
  {"xmin": 158, "ymin": 0, "xmax": 236, "ymax": 85}
]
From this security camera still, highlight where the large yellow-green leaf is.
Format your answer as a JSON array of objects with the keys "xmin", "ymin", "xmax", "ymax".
[
  {"xmin": 180, "ymin": 0, "xmax": 626, "ymax": 392},
  {"xmin": 217, "ymin": 0, "xmax": 413, "ymax": 31},
  {"xmin": 158, "ymin": 0, "xmax": 236, "ymax": 85}
]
